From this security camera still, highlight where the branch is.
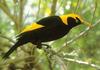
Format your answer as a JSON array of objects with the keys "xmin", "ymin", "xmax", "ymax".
[
  {"xmin": 0, "ymin": 2, "xmax": 16, "ymax": 23},
  {"xmin": 51, "ymin": 51, "xmax": 100, "ymax": 70},
  {"xmin": 36, "ymin": 0, "xmax": 41, "ymax": 19},
  {"xmin": 44, "ymin": 49, "xmax": 53, "ymax": 70},
  {"xmin": 0, "ymin": 56, "xmax": 33, "ymax": 67},
  {"xmin": 0, "ymin": 34, "xmax": 15, "ymax": 43},
  {"xmin": 18, "ymin": 0, "xmax": 24, "ymax": 29},
  {"xmin": 55, "ymin": 0, "xmax": 65, "ymax": 14},
  {"xmin": 57, "ymin": 19, "xmax": 100, "ymax": 53},
  {"xmin": 50, "ymin": 0, "xmax": 57, "ymax": 16},
  {"xmin": 1, "ymin": 56, "xmax": 42, "ymax": 70},
  {"xmin": 74, "ymin": 0, "xmax": 80, "ymax": 13},
  {"xmin": 0, "ymin": 34, "xmax": 30, "ymax": 54},
  {"xmin": 13, "ymin": 0, "xmax": 25, "ymax": 32},
  {"xmin": 0, "ymin": 1, "xmax": 24, "ymax": 32},
  {"xmin": 43, "ymin": 47, "xmax": 100, "ymax": 70},
  {"xmin": 64, "ymin": 58, "xmax": 100, "ymax": 69},
  {"xmin": 55, "ymin": 55, "xmax": 68, "ymax": 70},
  {"xmin": 91, "ymin": 0, "xmax": 97, "ymax": 22},
  {"xmin": 0, "ymin": 1, "xmax": 21, "ymax": 33}
]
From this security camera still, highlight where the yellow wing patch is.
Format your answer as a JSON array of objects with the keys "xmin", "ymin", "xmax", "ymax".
[
  {"xmin": 21, "ymin": 23, "xmax": 44, "ymax": 33},
  {"xmin": 59, "ymin": 15, "xmax": 68, "ymax": 25}
]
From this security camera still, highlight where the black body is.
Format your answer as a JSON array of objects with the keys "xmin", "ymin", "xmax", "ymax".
[{"xmin": 3, "ymin": 16, "xmax": 81, "ymax": 59}]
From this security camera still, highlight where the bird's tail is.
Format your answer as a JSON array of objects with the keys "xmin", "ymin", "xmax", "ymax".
[{"xmin": 3, "ymin": 40, "xmax": 26, "ymax": 59}]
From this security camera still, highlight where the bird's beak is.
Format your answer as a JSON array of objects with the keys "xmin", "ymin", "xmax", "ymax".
[{"xmin": 83, "ymin": 21, "xmax": 93, "ymax": 28}]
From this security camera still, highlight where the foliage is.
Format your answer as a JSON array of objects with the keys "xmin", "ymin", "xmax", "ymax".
[{"xmin": 0, "ymin": 0, "xmax": 100, "ymax": 70}]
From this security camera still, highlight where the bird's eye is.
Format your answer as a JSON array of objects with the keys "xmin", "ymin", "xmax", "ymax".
[
  {"xmin": 76, "ymin": 19, "xmax": 79, "ymax": 23},
  {"xmin": 76, "ymin": 17, "xmax": 81, "ymax": 24}
]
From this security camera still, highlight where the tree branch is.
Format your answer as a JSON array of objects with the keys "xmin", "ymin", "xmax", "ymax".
[
  {"xmin": 18, "ymin": 0, "xmax": 24, "ymax": 30},
  {"xmin": 52, "ymin": 51, "xmax": 100, "ymax": 70},
  {"xmin": 57, "ymin": 19, "xmax": 100, "ymax": 53},
  {"xmin": 49, "ymin": 49, "xmax": 100, "ymax": 70},
  {"xmin": 55, "ymin": 55, "xmax": 68, "ymax": 70},
  {"xmin": 64, "ymin": 58, "xmax": 100, "ymax": 69},
  {"xmin": 74, "ymin": 0, "xmax": 80, "ymax": 13},
  {"xmin": 0, "ymin": 2, "xmax": 17, "ymax": 23},
  {"xmin": 50, "ymin": 0, "xmax": 57, "ymax": 16},
  {"xmin": 44, "ymin": 49, "xmax": 53, "ymax": 70},
  {"xmin": 0, "ymin": 34, "xmax": 15, "ymax": 43},
  {"xmin": 36, "ymin": 0, "xmax": 41, "ymax": 19}
]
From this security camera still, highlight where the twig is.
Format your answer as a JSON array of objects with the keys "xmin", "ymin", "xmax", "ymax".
[
  {"xmin": 74, "ymin": 0, "xmax": 80, "ymax": 13},
  {"xmin": 0, "ymin": 2, "xmax": 16, "ymax": 23},
  {"xmin": 55, "ymin": 0, "xmax": 66, "ymax": 14},
  {"xmin": 0, "ymin": 56, "xmax": 34, "ymax": 68},
  {"xmin": 50, "ymin": 0, "xmax": 57, "ymax": 16},
  {"xmin": 0, "ymin": 34, "xmax": 15, "ymax": 43},
  {"xmin": 52, "ymin": 52, "xmax": 100, "ymax": 70},
  {"xmin": 52, "ymin": 50, "xmax": 100, "ymax": 70},
  {"xmin": 13, "ymin": 0, "xmax": 18, "ymax": 3},
  {"xmin": 0, "ymin": 1, "xmax": 24, "ymax": 32},
  {"xmin": 57, "ymin": 19, "xmax": 100, "ymax": 53},
  {"xmin": 91, "ymin": 0, "xmax": 97, "ymax": 22},
  {"xmin": 55, "ymin": 55, "xmax": 68, "ymax": 70},
  {"xmin": 13, "ymin": 0, "xmax": 25, "ymax": 32},
  {"xmin": 1, "ymin": 55, "xmax": 41, "ymax": 70},
  {"xmin": 2, "ymin": 0, "xmax": 9, "ymax": 10},
  {"xmin": 44, "ymin": 49, "xmax": 53, "ymax": 70},
  {"xmin": 0, "ymin": 1, "xmax": 21, "ymax": 33},
  {"xmin": 18, "ymin": 0, "xmax": 24, "ymax": 30},
  {"xmin": 0, "ymin": 34, "xmax": 29, "ymax": 55},
  {"xmin": 64, "ymin": 58, "xmax": 100, "ymax": 69},
  {"xmin": 36, "ymin": 0, "xmax": 41, "ymax": 19}
]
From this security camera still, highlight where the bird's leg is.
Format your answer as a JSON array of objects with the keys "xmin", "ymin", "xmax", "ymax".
[
  {"xmin": 37, "ymin": 44, "xmax": 42, "ymax": 49},
  {"xmin": 36, "ymin": 43, "xmax": 51, "ymax": 49},
  {"xmin": 41, "ymin": 44, "xmax": 51, "ymax": 49},
  {"xmin": 35, "ymin": 40, "xmax": 51, "ymax": 49},
  {"xmin": 31, "ymin": 40, "xmax": 42, "ymax": 49}
]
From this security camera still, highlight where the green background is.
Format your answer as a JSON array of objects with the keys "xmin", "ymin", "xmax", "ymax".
[{"xmin": 0, "ymin": 0, "xmax": 100, "ymax": 70}]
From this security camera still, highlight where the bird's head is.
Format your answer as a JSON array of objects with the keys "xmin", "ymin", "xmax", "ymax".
[{"xmin": 60, "ymin": 13, "xmax": 92, "ymax": 28}]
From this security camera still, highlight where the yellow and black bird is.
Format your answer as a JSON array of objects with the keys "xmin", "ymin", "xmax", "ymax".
[{"xmin": 3, "ymin": 13, "xmax": 92, "ymax": 59}]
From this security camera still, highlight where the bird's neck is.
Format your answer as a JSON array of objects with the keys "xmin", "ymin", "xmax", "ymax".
[{"xmin": 68, "ymin": 23, "xmax": 81, "ymax": 28}]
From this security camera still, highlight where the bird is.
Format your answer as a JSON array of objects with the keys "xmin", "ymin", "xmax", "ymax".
[{"xmin": 3, "ymin": 13, "xmax": 92, "ymax": 59}]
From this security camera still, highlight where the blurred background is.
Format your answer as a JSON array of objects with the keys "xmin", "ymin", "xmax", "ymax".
[{"xmin": 0, "ymin": 0, "xmax": 100, "ymax": 70}]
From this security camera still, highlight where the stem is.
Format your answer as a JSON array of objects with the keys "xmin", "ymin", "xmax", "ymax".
[
  {"xmin": 44, "ymin": 49, "xmax": 53, "ymax": 70},
  {"xmin": 74, "ymin": 0, "xmax": 80, "ymax": 13},
  {"xmin": 36, "ymin": 0, "xmax": 41, "ymax": 19},
  {"xmin": 0, "ymin": 34, "xmax": 15, "ymax": 43},
  {"xmin": 64, "ymin": 58, "xmax": 100, "ymax": 69},
  {"xmin": 19, "ymin": 0, "xmax": 24, "ymax": 30},
  {"xmin": 0, "ymin": 3, "xmax": 16, "ymax": 23},
  {"xmin": 50, "ymin": 0, "xmax": 57, "ymax": 16}
]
